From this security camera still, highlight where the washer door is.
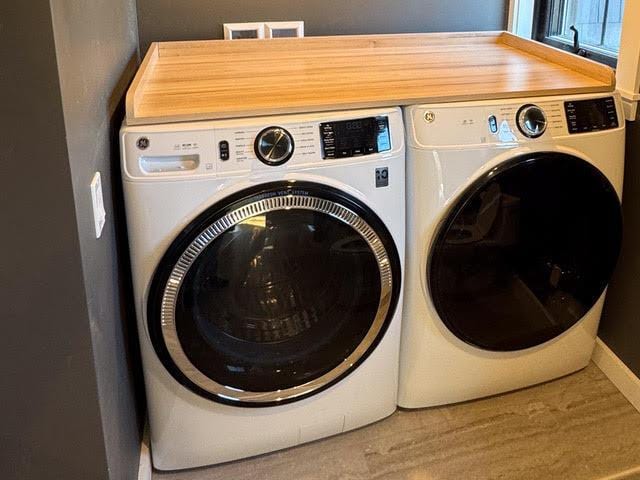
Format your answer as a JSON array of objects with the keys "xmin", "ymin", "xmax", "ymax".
[
  {"xmin": 429, "ymin": 153, "xmax": 622, "ymax": 352},
  {"xmin": 148, "ymin": 181, "xmax": 401, "ymax": 406}
]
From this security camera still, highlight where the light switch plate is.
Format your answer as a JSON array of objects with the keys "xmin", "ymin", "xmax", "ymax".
[{"xmin": 90, "ymin": 172, "xmax": 106, "ymax": 239}]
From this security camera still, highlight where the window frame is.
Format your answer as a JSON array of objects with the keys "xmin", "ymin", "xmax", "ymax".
[
  {"xmin": 509, "ymin": 0, "xmax": 640, "ymax": 120},
  {"xmin": 531, "ymin": 0, "xmax": 620, "ymax": 68}
]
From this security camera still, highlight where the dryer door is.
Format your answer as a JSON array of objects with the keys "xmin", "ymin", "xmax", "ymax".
[
  {"xmin": 429, "ymin": 153, "xmax": 622, "ymax": 352},
  {"xmin": 148, "ymin": 181, "xmax": 401, "ymax": 406}
]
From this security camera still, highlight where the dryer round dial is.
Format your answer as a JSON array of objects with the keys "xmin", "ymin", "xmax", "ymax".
[
  {"xmin": 516, "ymin": 104, "xmax": 548, "ymax": 138},
  {"xmin": 254, "ymin": 127, "xmax": 295, "ymax": 166}
]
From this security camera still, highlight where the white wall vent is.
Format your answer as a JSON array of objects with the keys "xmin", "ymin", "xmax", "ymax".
[{"xmin": 223, "ymin": 22, "xmax": 304, "ymax": 40}]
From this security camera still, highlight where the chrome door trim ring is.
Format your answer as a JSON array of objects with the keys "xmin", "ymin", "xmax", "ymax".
[{"xmin": 160, "ymin": 193, "xmax": 394, "ymax": 404}]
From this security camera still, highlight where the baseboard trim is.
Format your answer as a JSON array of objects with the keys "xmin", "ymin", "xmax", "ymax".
[
  {"xmin": 138, "ymin": 422, "xmax": 151, "ymax": 480},
  {"xmin": 592, "ymin": 337, "xmax": 640, "ymax": 414}
]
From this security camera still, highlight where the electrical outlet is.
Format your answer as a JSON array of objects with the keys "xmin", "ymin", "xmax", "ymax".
[
  {"xmin": 223, "ymin": 22, "xmax": 304, "ymax": 40},
  {"xmin": 90, "ymin": 172, "xmax": 106, "ymax": 239},
  {"xmin": 223, "ymin": 23, "xmax": 266, "ymax": 40},
  {"xmin": 265, "ymin": 21, "xmax": 304, "ymax": 38}
]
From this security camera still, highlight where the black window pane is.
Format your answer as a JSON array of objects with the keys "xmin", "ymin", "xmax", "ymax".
[
  {"xmin": 548, "ymin": 0, "xmax": 624, "ymax": 54},
  {"xmin": 533, "ymin": 0, "xmax": 622, "ymax": 67},
  {"xmin": 429, "ymin": 154, "xmax": 622, "ymax": 351},
  {"xmin": 175, "ymin": 209, "xmax": 381, "ymax": 391}
]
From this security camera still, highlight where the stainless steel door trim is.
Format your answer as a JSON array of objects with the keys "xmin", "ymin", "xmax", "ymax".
[{"xmin": 159, "ymin": 193, "xmax": 394, "ymax": 404}]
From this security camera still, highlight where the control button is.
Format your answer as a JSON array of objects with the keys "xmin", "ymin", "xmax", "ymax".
[
  {"xmin": 516, "ymin": 104, "xmax": 547, "ymax": 138},
  {"xmin": 377, "ymin": 134, "xmax": 391, "ymax": 152},
  {"xmin": 365, "ymin": 145, "xmax": 376, "ymax": 154},
  {"xmin": 254, "ymin": 127, "xmax": 295, "ymax": 166},
  {"xmin": 488, "ymin": 115, "xmax": 498, "ymax": 134},
  {"xmin": 323, "ymin": 146, "xmax": 336, "ymax": 159},
  {"xmin": 352, "ymin": 147, "xmax": 364, "ymax": 155},
  {"xmin": 219, "ymin": 140, "xmax": 230, "ymax": 161},
  {"xmin": 338, "ymin": 149, "xmax": 351, "ymax": 158}
]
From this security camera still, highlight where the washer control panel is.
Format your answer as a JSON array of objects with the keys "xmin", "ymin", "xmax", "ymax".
[
  {"xmin": 564, "ymin": 96, "xmax": 619, "ymax": 134},
  {"xmin": 121, "ymin": 107, "xmax": 404, "ymax": 179},
  {"xmin": 320, "ymin": 116, "xmax": 391, "ymax": 159}
]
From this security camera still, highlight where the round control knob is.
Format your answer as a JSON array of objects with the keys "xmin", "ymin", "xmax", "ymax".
[
  {"xmin": 516, "ymin": 104, "xmax": 548, "ymax": 138},
  {"xmin": 254, "ymin": 127, "xmax": 295, "ymax": 166}
]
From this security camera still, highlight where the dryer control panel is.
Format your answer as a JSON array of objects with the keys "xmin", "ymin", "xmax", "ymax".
[
  {"xmin": 564, "ymin": 96, "xmax": 619, "ymax": 134},
  {"xmin": 407, "ymin": 93, "xmax": 624, "ymax": 148}
]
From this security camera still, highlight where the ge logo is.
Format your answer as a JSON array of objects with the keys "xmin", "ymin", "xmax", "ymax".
[
  {"xmin": 424, "ymin": 111, "xmax": 436, "ymax": 123},
  {"xmin": 136, "ymin": 137, "xmax": 150, "ymax": 150}
]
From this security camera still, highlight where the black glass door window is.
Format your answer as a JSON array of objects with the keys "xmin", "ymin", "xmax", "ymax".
[
  {"xmin": 429, "ymin": 153, "xmax": 622, "ymax": 351},
  {"xmin": 148, "ymin": 181, "xmax": 401, "ymax": 406}
]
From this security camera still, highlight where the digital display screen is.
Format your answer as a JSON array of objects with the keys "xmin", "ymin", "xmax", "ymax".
[
  {"xmin": 572, "ymin": 101, "xmax": 608, "ymax": 127},
  {"xmin": 320, "ymin": 116, "xmax": 390, "ymax": 159},
  {"xmin": 565, "ymin": 97, "xmax": 618, "ymax": 134},
  {"xmin": 335, "ymin": 118, "xmax": 376, "ymax": 150}
]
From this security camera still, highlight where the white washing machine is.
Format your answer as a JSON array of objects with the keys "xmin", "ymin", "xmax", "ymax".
[
  {"xmin": 120, "ymin": 107, "xmax": 405, "ymax": 470},
  {"xmin": 399, "ymin": 93, "xmax": 624, "ymax": 408}
]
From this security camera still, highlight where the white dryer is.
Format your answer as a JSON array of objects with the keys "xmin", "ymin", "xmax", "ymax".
[
  {"xmin": 120, "ymin": 107, "xmax": 405, "ymax": 469},
  {"xmin": 399, "ymin": 93, "xmax": 624, "ymax": 408}
]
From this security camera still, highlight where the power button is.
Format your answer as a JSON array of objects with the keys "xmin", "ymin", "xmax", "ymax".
[
  {"xmin": 488, "ymin": 115, "xmax": 498, "ymax": 134},
  {"xmin": 219, "ymin": 140, "xmax": 230, "ymax": 161}
]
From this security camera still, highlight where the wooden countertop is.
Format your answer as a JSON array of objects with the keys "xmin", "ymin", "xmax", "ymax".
[{"xmin": 126, "ymin": 31, "xmax": 616, "ymax": 125}]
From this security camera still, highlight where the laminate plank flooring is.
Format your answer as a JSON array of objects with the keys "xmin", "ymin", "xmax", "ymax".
[{"xmin": 153, "ymin": 363, "xmax": 640, "ymax": 480}]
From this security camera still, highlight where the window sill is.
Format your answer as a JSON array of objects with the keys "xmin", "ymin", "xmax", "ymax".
[{"xmin": 541, "ymin": 37, "xmax": 618, "ymax": 68}]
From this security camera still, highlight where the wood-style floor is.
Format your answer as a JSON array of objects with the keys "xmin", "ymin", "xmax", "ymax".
[{"xmin": 153, "ymin": 363, "xmax": 640, "ymax": 480}]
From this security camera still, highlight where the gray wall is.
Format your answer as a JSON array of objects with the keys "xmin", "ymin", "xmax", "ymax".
[
  {"xmin": 136, "ymin": 0, "xmax": 509, "ymax": 54},
  {"xmin": 600, "ymin": 116, "xmax": 640, "ymax": 378},
  {"xmin": 1, "ymin": 0, "xmax": 143, "ymax": 479},
  {"xmin": 49, "ymin": 0, "xmax": 144, "ymax": 479},
  {"xmin": 0, "ymin": 2, "xmax": 110, "ymax": 479},
  {"xmin": 2, "ymin": 2, "xmax": 507, "ymax": 477}
]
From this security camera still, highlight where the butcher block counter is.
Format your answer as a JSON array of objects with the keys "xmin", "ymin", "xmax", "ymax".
[{"xmin": 125, "ymin": 31, "xmax": 616, "ymax": 126}]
